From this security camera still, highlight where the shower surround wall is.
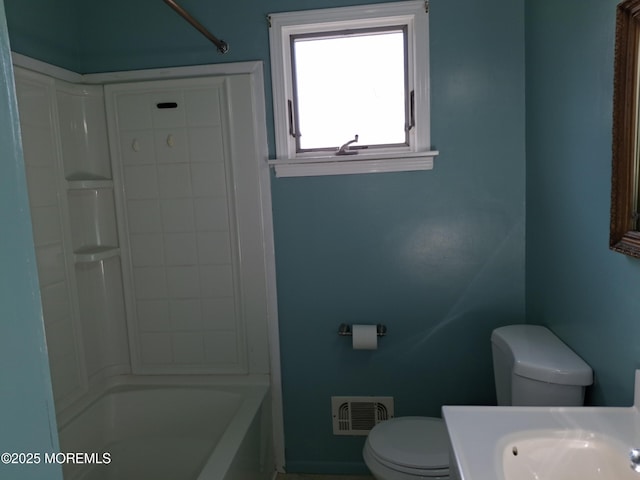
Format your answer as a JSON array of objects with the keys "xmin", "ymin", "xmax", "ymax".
[
  {"xmin": 14, "ymin": 59, "xmax": 273, "ymax": 419},
  {"xmin": 107, "ymin": 78, "xmax": 251, "ymax": 373},
  {"xmin": 14, "ymin": 66, "xmax": 131, "ymax": 409}
]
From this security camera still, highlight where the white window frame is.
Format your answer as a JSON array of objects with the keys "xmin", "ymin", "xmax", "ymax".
[{"xmin": 268, "ymin": 0, "xmax": 438, "ymax": 177}]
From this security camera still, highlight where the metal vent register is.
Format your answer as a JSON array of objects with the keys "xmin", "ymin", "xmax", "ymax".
[{"xmin": 331, "ymin": 396, "xmax": 394, "ymax": 435}]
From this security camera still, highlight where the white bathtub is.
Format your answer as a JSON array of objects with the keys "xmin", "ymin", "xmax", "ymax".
[{"xmin": 57, "ymin": 375, "xmax": 274, "ymax": 480}]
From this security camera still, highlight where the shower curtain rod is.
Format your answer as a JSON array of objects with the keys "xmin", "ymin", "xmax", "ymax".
[{"xmin": 163, "ymin": 0, "xmax": 229, "ymax": 54}]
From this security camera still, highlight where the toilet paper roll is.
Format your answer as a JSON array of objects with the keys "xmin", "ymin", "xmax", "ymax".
[{"xmin": 352, "ymin": 324, "xmax": 378, "ymax": 350}]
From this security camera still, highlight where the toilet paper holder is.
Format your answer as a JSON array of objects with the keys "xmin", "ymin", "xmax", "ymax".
[{"xmin": 338, "ymin": 323, "xmax": 387, "ymax": 337}]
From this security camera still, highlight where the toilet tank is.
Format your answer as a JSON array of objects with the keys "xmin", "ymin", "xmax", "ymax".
[{"xmin": 491, "ymin": 325, "xmax": 593, "ymax": 406}]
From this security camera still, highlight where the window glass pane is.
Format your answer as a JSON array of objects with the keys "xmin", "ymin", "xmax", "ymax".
[{"xmin": 292, "ymin": 29, "xmax": 406, "ymax": 151}]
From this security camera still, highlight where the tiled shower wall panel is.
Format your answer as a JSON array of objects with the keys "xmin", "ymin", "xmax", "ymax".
[
  {"xmin": 15, "ymin": 71, "xmax": 85, "ymax": 405},
  {"xmin": 114, "ymin": 83, "xmax": 246, "ymax": 373}
]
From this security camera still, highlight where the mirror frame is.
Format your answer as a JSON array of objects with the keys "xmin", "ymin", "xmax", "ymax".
[{"xmin": 611, "ymin": 0, "xmax": 640, "ymax": 257}]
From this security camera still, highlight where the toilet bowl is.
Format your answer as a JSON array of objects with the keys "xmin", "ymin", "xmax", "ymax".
[{"xmin": 363, "ymin": 417, "xmax": 450, "ymax": 480}]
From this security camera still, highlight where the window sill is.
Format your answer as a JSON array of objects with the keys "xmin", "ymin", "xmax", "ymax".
[{"xmin": 268, "ymin": 150, "xmax": 439, "ymax": 178}]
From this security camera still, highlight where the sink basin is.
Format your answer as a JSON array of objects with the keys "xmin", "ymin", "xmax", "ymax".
[
  {"xmin": 501, "ymin": 430, "xmax": 636, "ymax": 480},
  {"xmin": 442, "ymin": 371, "xmax": 640, "ymax": 480}
]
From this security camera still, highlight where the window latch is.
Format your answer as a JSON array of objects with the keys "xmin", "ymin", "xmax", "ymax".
[{"xmin": 336, "ymin": 134, "xmax": 359, "ymax": 155}]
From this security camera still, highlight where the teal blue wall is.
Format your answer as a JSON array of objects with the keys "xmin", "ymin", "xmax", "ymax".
[
  {"xmin": 4, "ymin": 0, "xmax": 526, "ymax": 474},
  {"xmin": 525, "ymin": 0, "xmax": 640, "ymax": 407},
  {"xmin": 0, "ymin": 1, "xmax": 62, "ymax": 478},
  {"xmin": 274, "ymin": 2, "xmax": 525, "ymax": 471},
  {"xmin": 3, "ymin": 0, "xmax": 79, "ymax": 71}
]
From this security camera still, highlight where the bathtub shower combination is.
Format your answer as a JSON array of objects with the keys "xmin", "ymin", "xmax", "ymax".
[{"xmin": 13, "ymin": 55, "xmax": 277, "ymax": 480}]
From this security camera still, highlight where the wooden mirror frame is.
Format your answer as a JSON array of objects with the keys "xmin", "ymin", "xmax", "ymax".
[{"xmin": 611, "ymin": 0, "xmax": 640, "ymax": 257}]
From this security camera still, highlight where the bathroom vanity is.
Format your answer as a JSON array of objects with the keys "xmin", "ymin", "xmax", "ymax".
[{"xmin": 443, "ymin": 370, "xmax": 640, "ymax": 480}]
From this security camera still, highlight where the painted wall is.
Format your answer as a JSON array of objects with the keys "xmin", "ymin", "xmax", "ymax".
[
  {"xmin": 3, "ymin": 0, "xmax": 79, "ymax": 72},
  {"xmin": 525, "ymin": 0, "xmax": 640, "ymax": 408},
  {"xmin": 4, "ymin": 0, "xmax": 526, "ymax": 474},
  {"xmin": 0, "ymin": 1, "xmax": 62, "ymax": 478}
]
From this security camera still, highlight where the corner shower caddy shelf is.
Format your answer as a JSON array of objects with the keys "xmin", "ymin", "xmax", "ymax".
[
  {"xmin": 73, "ymin": 246, "xmax": 121, "ymax": 263},
  {"xmin": 67, "ymin": 179, "xmax": 114, "ymax": 190},
  {"xmin": 67, "ymin": 182, "xmax": 119, "ymax": 265}
]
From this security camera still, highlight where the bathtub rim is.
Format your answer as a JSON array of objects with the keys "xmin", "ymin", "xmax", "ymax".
[
  {"xmin": 56, "ymin": 373, "xmax": 270, "ymax": 431},
  {"xmin": 198, "ymin": 380, "xmax": 271, "ymax": 479}
]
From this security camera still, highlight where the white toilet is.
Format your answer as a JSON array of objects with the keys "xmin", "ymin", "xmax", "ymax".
[{"xmin": 362, "ymin": 324, "xmax": 593, "ymax": 480}]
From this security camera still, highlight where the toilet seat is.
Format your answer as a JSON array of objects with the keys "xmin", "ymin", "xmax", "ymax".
[{"xmin": 364, "ymin": 416, "xmax": 450, "ymax": 478}]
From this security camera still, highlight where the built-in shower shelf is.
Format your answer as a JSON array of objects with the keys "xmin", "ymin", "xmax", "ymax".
[
  {"xmin": 74, "ymin": 246, "xmax": 120, "ymax": 263},
  {"xmin": 67, "ymin": 179, "xmax": 114, "ymax": 190}
]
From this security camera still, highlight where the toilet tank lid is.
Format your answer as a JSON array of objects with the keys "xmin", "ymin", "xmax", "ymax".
[{"xmin": 491, "ymin": 325, "xmax": 593, "ymax": 386}]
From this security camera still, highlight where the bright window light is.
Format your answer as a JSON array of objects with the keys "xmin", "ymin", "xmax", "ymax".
[{"xmin": 292, "ymin": 28, "xmax": 407, "ymax": 151}]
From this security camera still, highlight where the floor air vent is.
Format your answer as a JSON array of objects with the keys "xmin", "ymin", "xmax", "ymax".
[{"xmin": 331, "ymin": 396, "xmax": 394, "ymax": 435}]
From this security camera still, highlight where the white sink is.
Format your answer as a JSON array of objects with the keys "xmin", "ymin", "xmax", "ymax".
[
  {"xmin": 442, "ymin": 370, "xmax": 640, "ymax": 480},
  {"xmin": 501, "ymin": 430, "xmax": 635, "ymax": 480}
]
